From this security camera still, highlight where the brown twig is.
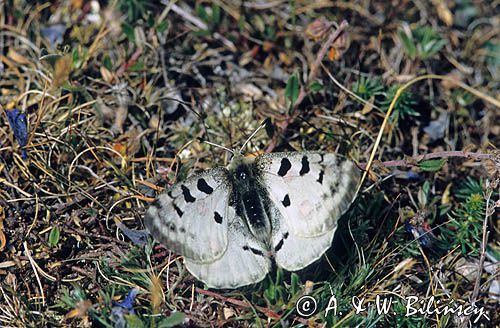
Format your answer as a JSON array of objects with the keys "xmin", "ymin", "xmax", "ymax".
[
  {"xmin": 195, "ymin": 287, "xmax": 311, "ymax": 325},
  {"xmin": 116, "ymin": 47, "xmax": 143, "ymax": 77},
  {"xmin": 266, "ymin": 20, "xmax": 349, "ymax": 152},
  {"xmin": 358, "ymin": 151, "xmax": 493, "ymax": 170},
  {"xmin": 195, "ymin": 288, "xmax": 280, "ymax": 319},
  {"xmin": 295, "ymin": 20, "xmax": 349, "ymax": 108}
]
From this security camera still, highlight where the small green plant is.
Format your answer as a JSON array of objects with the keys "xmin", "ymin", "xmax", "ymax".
[
  {"xmin": 56, "ymin": 286, "xmax": 111, "ymax": 326},
  {"xmin": 444, "ymin": 178, "xmax": 485, "ymax": 255},
  {"xmin": 196, "ymin": 3, "xmax": 222, "ymax": 31},
  {"xmin": 352, "ymin": 77, "xmax": 419, "ymax": 122},
  {"xmin": 352, "ymin": 76, "xmax": 384, "ymax": 100},
  {"xmin": 399, "ymin": 25, "xmax": 447, "ymax": 60},
  {"xmin": 388, "ymin": 298, "xmax": 428, "ymax": 327},
  {"xmin": 454, "ymin": 177, "xmax": 483, "ymax": 199},
  {"xmin": 48, "ymin": 226, "xmax": 60, "ymax": 248},
  {"xmin": 119, "ymin": 0, "xmax": 154, "ymax": 22},
  {"xmin": 285, "ymin": 72, "xmax": 300, "ymax": 109},
  {"xmin": 482, "ymin": 41, "xmax": 500, "ymax": 67},
  {"xmin": 380, "ymin": 85, "xmax": 419, "ymax": 121},
  {"xmin": 418, "ymin": 159, "xmax": 446, "ymax": 172}
]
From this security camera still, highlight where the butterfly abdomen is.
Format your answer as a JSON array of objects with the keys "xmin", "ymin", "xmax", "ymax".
[{"xmin": 229, "ymin": 160, "xmax": 272, "ymax": 244}]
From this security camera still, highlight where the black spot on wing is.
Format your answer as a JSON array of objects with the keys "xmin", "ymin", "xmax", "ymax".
[
  {"xmin": 299, "ymin": 156, "xmax": 310, "ymax": 175},
  {"xmin": 197, "ymin": 178, "xmax": 213, "ymax": 194},
  {"xmin": 274, "ymin": 239, "xmax": 284, "ymax": 252},
  {"xmin": 181, "ymin": 185, "xmax": 196, "ymax": 203},
  {"xmin": 277, "ymin": 158, "xmax": 292, "ymax": 176},
  {"xmin": 281, "ymin": 194, "xmax": 291, "ymax": 207},
  {"xmin": 317, "ymin": 169, "xmax": 324, "ymax": 184},
  {"xmin": 151, "ymin": 199, "xmax": 162, "ymax": 209},
  {"xmin": 214, "ymin": 211, "xmax": 223, "ymax": 224},
  {"xmin": 173, "ymin": 203, "xmax": 184, "ymax": 217},
  {"xmin": 329, "ymin": 178, "xmax": 341, "ymax": 195},
  {"xmin": 274, "ymin": 232, "xmax": 289, "ymax": 252},
  {"xmin": 243, "ymin": 245, "xmax": 265, "ymax": 256}
]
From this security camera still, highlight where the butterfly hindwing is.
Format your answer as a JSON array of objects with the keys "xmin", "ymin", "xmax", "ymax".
[
  {"xmin": 185, "ymin": 205, "xmax": 271, "ymax": 288},
  {"xmin": 269, "ymin": 204, "xmax": 337, "ymax": 271},
  {"xmin": 144, "ymin": 168, "xmax": 230, "ymax": 263},
  {"xmin": 257, "ymin": 151, "xmax": 360, "ymax": 238}
]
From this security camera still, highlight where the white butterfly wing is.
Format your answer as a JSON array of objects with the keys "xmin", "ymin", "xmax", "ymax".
[
  {"xmin": 257, "ymin": 152, "xmax": 360, "ymax": 238},
  {"xmin": 144, "ymin": 168, "xmax": 230, "ymax": 263},
  {"xmin": 270, "ymin": 201, "xmax": 336, "ymax": 271},
  {"xmin": 185, "ymin": 205, "xmax": 271, "ymax": 289},
  {"xmin": 258, "ymin": 152, "xmax": 359, "ymax": 270}
]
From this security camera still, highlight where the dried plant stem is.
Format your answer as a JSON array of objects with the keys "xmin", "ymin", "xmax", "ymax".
[
  {"xmin": 195, "ymin": 287, "xmax": 309, "ymax": 324},
  {"xmin": 295, "ymin": 20, "xmax": 349, "ymax": 108},
  {"xmin": 359, "ymin": 150, "xmax": 493, "ymax": 169},
  {"xmin": 266, "ymin": 20, "xmax": 349, "ymax": 152}
]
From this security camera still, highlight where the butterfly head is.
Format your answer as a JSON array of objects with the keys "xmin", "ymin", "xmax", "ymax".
[{"xmin": 227, "ymin": 154, "xmax": 258, "ymax": 189}]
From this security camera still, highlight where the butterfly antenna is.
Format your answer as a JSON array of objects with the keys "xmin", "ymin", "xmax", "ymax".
[
  {"xmin": 203, "ymin": 141, "xmax": 235, "ymax": 155},
  {"xmin": 239, "ymin": 120, "xmax": 267, "ymax": 153}
]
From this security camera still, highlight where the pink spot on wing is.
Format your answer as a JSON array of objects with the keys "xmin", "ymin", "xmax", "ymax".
[{"xmin": 299, "ymin": 200, "xmax": 313, "ymax": 217}]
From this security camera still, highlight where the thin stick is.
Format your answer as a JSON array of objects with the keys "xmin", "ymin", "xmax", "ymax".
[
  {"xmin": 23, "ymin": 241, "xmax": 46, "ymax": 306},
  {"xmin": 194, "ymin": 287, "xmax": 313, "ymax": 324},
  {"xmin": 266, "ymin": 20, "xmax": 349, "ymax": 152},
  {"xmin": 358, "ymin": 151, "xmax": 493, "ymax": 170},
  {"xmin": 294, "ymin": 20, "xmax": 349, "ymax": 110}
]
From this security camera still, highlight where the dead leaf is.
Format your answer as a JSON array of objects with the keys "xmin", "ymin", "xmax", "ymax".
[
  {"xmin": 53, "ymin": 55, "xmax": 72, "ymax": 88},
  {"xmin": 432, "ymin": 0, "xmax": 453, "ymax": 26},
  {"xmin": 278, "ymin": 52, "xmax": 293, "ymax": 66},
  {"xmin": 328, "ymin": 47, "xmax": 337, "ymax": 61},
  {"xmin": 441, "ymin": 70, "xmax": 464, "ymax": 90},
  {"xmin": 65, "ymin": 299, "xmax": 92, "ymax": 319},
  {"xmin": 329, "ymin": 31, "xmax": 349, "ymax": 61},
  {"xmin": 150, "ymin": 275, "xmax": 163, "ymax": 312},
  {"xmin": 262, "ymin": 41, "xmax": 274, "ymax": 52},
  {"xmin": 8, "ymin": 49, "xmax": 31, "ymax": 65},
  {"xmin": 100, "ymin": 66, "xmax": 114, "ymax": 83},
  {"xmin": 361, "ymin": 96, "xmax": 375, "ymax": 115},
  {"xmin": 305, "ymin": 17, "xmax": 332, "ymax": 41},
  {"xmin": 304, "ymin": 280, "xmax": 314, "ymax": 294},
  {"xmin": 71, "ymin": 0, "xmax": 83, "ymax": 9},
  {"xmin": 223, "ymin": 307, "xmax": 235, "ymax": 319}
]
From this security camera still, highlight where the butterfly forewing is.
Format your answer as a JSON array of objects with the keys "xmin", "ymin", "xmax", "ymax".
[
  {"xmin": 144, "ymin": 168, "xmax": 230, "ymax": 263},
  {"xmin": 257, "ymin": 152, "xmax": 360, "ymax": 238}
]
